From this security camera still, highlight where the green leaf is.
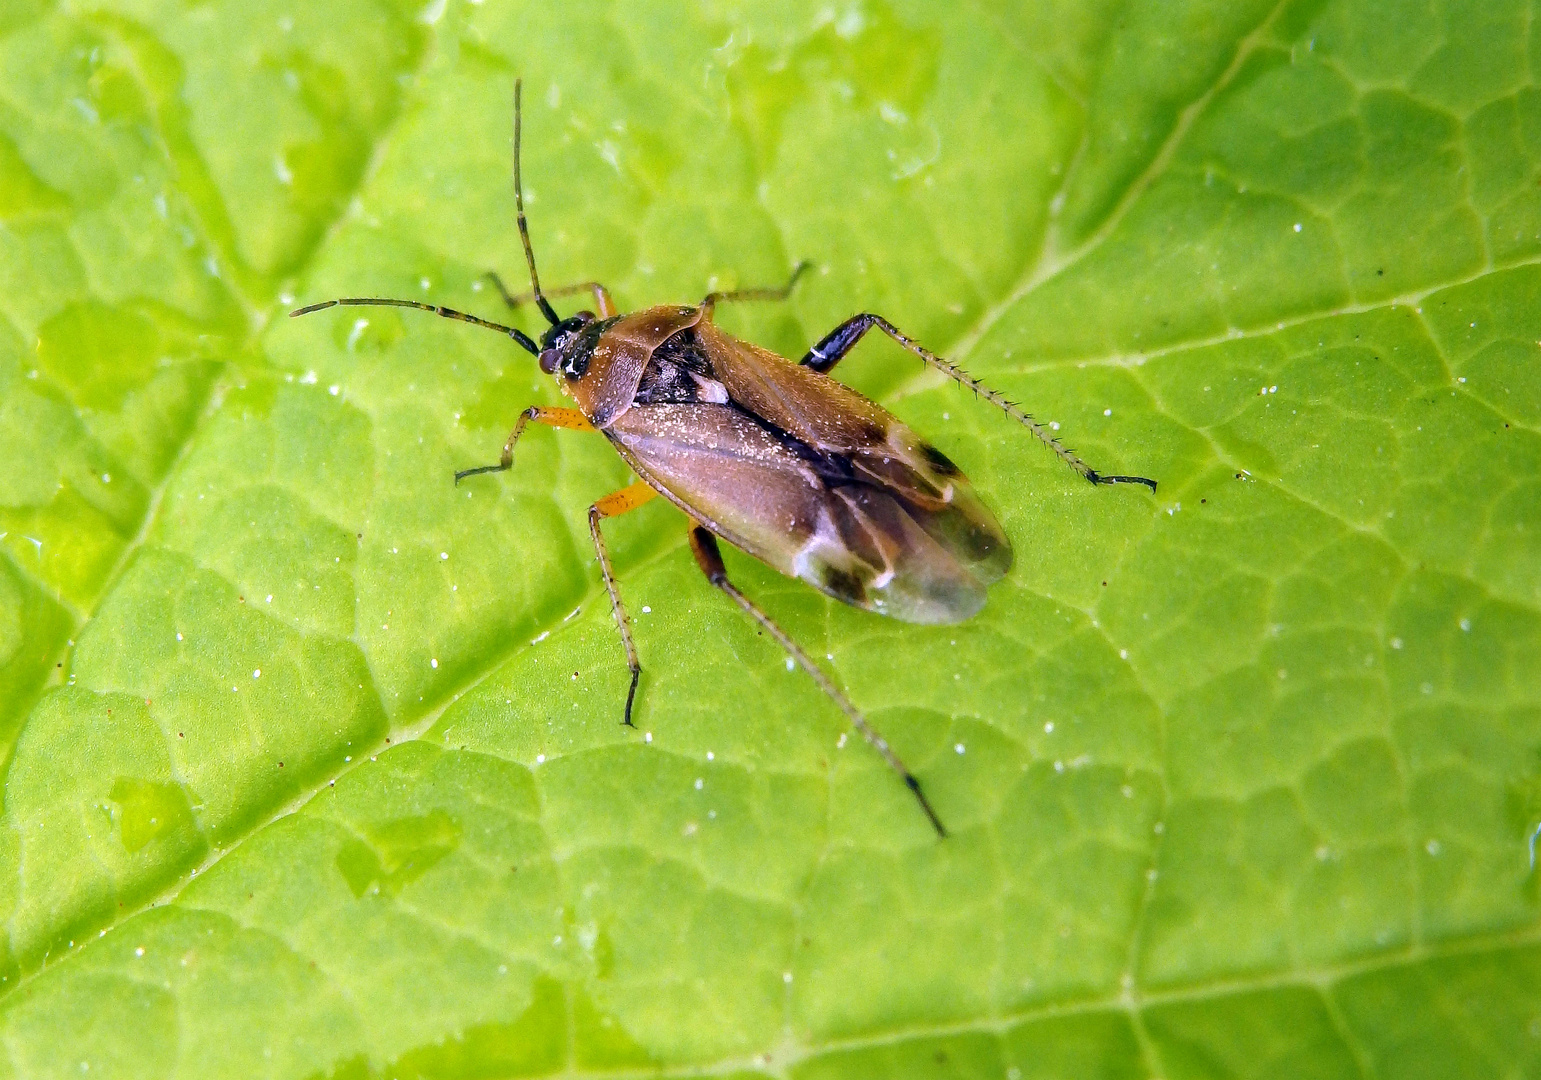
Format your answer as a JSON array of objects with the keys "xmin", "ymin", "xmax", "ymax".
[{"xmin": 3, "ymin": 0, "xmax": 1539, "ymax": 1075}]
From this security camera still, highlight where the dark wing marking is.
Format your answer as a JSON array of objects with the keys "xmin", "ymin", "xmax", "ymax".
[
  {"xmin": 606, "ymin": 400, "xmax": 1010, "ymax": 624},
  {"xmin": 693, "ymin": 320, "xmax": 1012, "ymax": 599}
]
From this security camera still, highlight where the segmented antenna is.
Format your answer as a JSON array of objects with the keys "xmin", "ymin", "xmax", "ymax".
[
  {"xmin": 288, "ymin": 297, "xmax": 539, "ymax": 355},
  {"xmin": 513, "ymin": 79, "xmax": 560, "ymax": 328}
]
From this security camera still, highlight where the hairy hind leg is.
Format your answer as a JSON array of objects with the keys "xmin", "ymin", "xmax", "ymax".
[
  {"xmin": 686, "ymin": 523, "xmax": 947, "ymax": 838},
  {"xmin": 801, "ymin": 313, "xmax": 1157, "ymax": 492}
]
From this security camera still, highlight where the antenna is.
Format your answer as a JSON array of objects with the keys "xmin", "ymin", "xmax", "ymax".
[
  {"xmin": 288, "ymin": 297, "xmax": 540, "ymax": 355},
  {"xmin": 513, "ymin": 79, "xmax": 560, "ymax": 328}
]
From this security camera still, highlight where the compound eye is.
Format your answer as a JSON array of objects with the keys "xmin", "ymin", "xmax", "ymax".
[{"xmin": 538, "ymin": 349, "xmax": 559, "ymax": 375}]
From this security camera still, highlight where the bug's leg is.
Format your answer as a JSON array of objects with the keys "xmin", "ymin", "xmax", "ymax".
[
  {"xmin": 800, "ymin": 313, "xmax": 875, "ymax": 374},
  {"xmin": 454, "ymin": 406, "xmax": 594, "ymax": 484},
  {"xmin": 486, "ymin": 273, "xmax": 617, "ymax": 318},
  {"xmin": 686, "ymin": 523, "xmax": 948, "ymax": 838},
  {"xmin": 589, "ymin": 483, "xmax": 659, "ymax": 726},
  {"xmin": 802, "ymin": 314, "xmax": 1157, "ymax": 492},
  {"xmin": 699, "ymin": 260, "xmax": 812, "ymax": 320}
]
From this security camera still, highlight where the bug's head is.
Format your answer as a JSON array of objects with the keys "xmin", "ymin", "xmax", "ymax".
[{"xmin": 538, "ymin": 311, "xmax": 597, "ymax": 377}]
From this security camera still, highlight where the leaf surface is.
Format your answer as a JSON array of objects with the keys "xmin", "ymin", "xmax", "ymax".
[{"xmin": 2, "ymin": 0, "xmax": 1539, "ymax": 1076}]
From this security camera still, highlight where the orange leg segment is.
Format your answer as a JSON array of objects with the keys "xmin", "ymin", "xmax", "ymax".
[
  {"xmin": 589, "ymin": 482, "xmax": 659, "ymax": 726},
  {"xmin": 454, "ymin": 405, "xmax": 595, "ymax": 484}
]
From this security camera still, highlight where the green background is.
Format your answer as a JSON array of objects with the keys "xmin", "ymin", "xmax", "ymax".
[{"xmin": 3, "ymin": 0, "xmax": 1540, "ymax": 1076}]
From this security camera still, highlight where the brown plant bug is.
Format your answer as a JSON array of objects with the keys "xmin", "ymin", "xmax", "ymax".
[{"xmin": 292, "ymin": 80, "xmax": 1156, "ymax": 837}]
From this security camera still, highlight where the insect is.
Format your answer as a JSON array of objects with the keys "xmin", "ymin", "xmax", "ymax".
[{"xmin": 292, "ymin": 81, "xmax": 1156, "ymax": 837}]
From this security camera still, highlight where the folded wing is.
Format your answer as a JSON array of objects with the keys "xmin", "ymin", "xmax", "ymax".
[{"xmin": 604, "ymin": 328, "xmax": 1012, "ymax": 624}]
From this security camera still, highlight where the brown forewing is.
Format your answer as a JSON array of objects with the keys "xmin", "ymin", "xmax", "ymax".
[
  {"xmin": 604, "ymin": 326, "xmax": 1013, "ymax": 623},
  {"xmin": 700, "ymin": 320, "xmax": 1012, "ymax": 596}
]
